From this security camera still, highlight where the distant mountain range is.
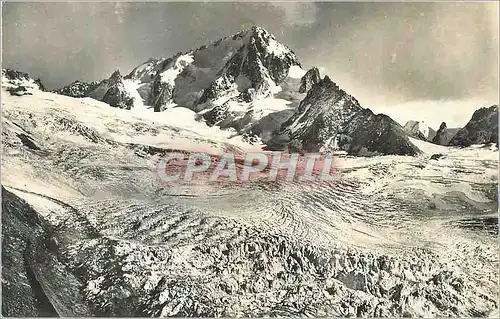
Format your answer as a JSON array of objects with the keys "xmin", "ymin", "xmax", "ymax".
[{"xmin": 8, "ymin": 26, "xmax": 499, "ymax": 154}]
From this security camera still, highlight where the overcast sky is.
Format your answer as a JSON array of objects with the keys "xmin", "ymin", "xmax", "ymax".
[{"xmin": 2, "ymin": 2, "xmax": 498, "ymax": 127}]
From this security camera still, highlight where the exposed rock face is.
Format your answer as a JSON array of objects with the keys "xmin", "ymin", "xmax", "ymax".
[
  {"xmin": 55, "ymin": 80, "xmax": 99, "ymax": 98},
  {"xmin": 338, "ymin": 109, "xmax": 421, "ymax": 156},
  {"xmin": 59, "ymin": 26, "xmax": 302, "ymax": 116},
  {"xmin": 431, "ymin": 122, "xmax": 461, "ymax": 145},
  {"xmin": 268, "ymin": 76, "xmax": 362, "ymax": 152},
  {"xmin": 2, "ymin": 69, "xmax": 31, "ymax": 82},
  {"xmin": 34, "ymin": 79, "xmax": 45, "ymax": 91},
  {"xmin": 299, "ymin": 67, "xmax": 321, "ymax": 93},
  {"xmin": 2, "ymin": 186, "xmax": 92, "ymax": 317},
  {"xmin": 430, "ymin": 153, "xmax": 445, "ymax": 160},
  {"xmin": 87, "ymin": 70, "xmax": 134, "ymax": 110},
  {"xmin": 93, "ymin": 26, "xmax": 301, "ymax": 113},
  {"xmin": 448, "ymin": 105, "xmax": 499, "ymax": 147},
  {"xmin": 196, "ymin": 26, "xmax": 300, "ymax": 107},
  {"xmin": 2, "ymin": 68, "xmax": 44, "ymax": 91},
  {"xmin": 202, "ymin": 101, "xmax": 232, "ymax": 127},
  {"xmin": 2, "ymin": 186, "xmax": 56, "ymax": 317},
  {"xmin": 403, "ymin": 120, "xmax": 436, "ymax": 141}
]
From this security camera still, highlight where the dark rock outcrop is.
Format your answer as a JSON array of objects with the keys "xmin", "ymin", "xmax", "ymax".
[
  {"xmin": 430, "ymin": 153, "xmax": 445, "ymax": 160},
  {"xmin": 87, "ymin": 70, "xmax": 134, "ymax": 110},
  {"xmin": 203, "ymin": 102, "xmax": 232, "ymax": 126},
  {"xmin": 448, "ymin": 105, "xmax": 498, "ymax": 147},
  {"xmin": 2, "ymin": 69, "xmax": 31, "ymax": 82},
  {"xmin": 34, "ymin": 79, "xmax": 45, "ymax": 92},
  {"xmin": 7, "ymin": 86, "xmax": 32, "ymax": 96},
  {"xmin": 2, "ymin": 186, "xmax": 57, "ymax": 317},
  {"xmin": 299, "ymin": 67, "xmax": 321, "ymax": 93},
  {"xmin": 431, "ymin": 122, "xmax": 461, "ymax": 145},
  {"xmin": 337, "ymin": 109, "xmax": 421, "ymax": 156},
  {"xmin": 267, "ymin": 76, "xmax": 362, "ymax": 152},
  {"xmin": 197, "ymin": 26, "xmax": 301, "ymax": 106},
  {"xmin": 54, "ymin": 80, "xmax": 99, "ymax": 98}
]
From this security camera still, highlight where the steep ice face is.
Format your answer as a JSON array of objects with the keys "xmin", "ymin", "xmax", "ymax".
[
  {"xmin": 122, "ymin": 79, "xmax": 146, "ymax": 110},
  {"xmin": 125, "ymin": 58, "xmax": 166, "ymax": 83},
  {"xmin": 159, "ymin": 53, "xmax": 195, "ymax": 85}
]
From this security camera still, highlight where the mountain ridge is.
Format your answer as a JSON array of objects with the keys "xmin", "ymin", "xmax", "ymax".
[{"xmin": 10, "ymin": 26, "xmax": 496, "ymax": 156}]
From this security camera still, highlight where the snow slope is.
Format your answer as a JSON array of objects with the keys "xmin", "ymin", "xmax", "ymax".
[{"xmin": 2, "ymin": 81, "xmax": 498, "ymax": 317}]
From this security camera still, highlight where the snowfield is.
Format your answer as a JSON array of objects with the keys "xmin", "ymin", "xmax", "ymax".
[{"xmin": 2, "ymin": 85, "xmax": 499, "ymax": 317}]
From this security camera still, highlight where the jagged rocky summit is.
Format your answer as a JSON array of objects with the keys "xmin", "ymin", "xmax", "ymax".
[
  {"xmin": 265, "ymin": 75, "xmax": 419, "ymax": 155},
  {"xmin": 85, "ymin": 70, "xmax": 135, "ymax": 109},
  {"xmin": 53, "ymin": 70, "xmax": 134, "ymax": 109},
  {"xmin": 123, "ymin": 25, "xmax": 302, "ymax": 112},
  {"xmin": 268, "ymin": 75, "xmax": 362, "ymax": 152},
  {"xmin": 431, "ymin": 122, "xmax": 461, "ymax": 146},
  {"xmin": 299, "ymin": 67, "xmax": 321, "ymax": 93},
  {"xmin": 29, "ymin": 25, "xmax": 423, "ymax": 156},
  {"xmin": 403, "ymin": 120, "xmax": 436, "ymax": 141},
  {"xmin": 448, "ymin": 105, "xmax": 498, "ymax": 147}
]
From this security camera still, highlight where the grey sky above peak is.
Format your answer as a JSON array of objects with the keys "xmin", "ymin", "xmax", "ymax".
[{"xmin": 2, "ymin": 2, "xmax": 499, "ymax": 126}]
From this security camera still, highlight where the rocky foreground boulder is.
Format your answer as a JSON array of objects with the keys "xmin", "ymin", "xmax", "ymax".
[
  {"xmin": 448, "ymin": 105, "xmax": 498, "ymax": 147},
  {"xmin": 2, "ymin": 186, "xmax": 91, "ymax": 317}
]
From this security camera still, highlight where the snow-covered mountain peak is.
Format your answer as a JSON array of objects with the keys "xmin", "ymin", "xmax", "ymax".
[
  {"xmin": 120, "ymin": 26, "xmax": 301, "ymax": 112},
  {"xmin": 403, "ymin": 120, "xmax": 436, "ymax": 141},
  {"xmin": 56, "ymin": 26, "xmax": 302, "ymax": 115}
]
